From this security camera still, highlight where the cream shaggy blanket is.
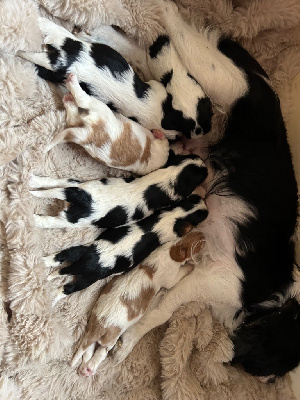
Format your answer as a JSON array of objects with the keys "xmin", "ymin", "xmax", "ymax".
[{"xmin": 0, "ymin": 0, "xmax": 299, "ymax": 399}]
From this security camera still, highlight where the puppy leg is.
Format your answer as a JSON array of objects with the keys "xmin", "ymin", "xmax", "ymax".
[
  {"xmin": 38, "ymin": 17, "xmax": 78, "ymax": 47},
  {"xmin": 65, "ymin": 73, "xmax": 92, "ymax": 109},
  {"xmin": 78, "ymin": 346, "xmax": 108, "ymax": 376},
  {"xmin": 29, "ymin": 174, "xmax": 81, "ymax": 190},
  {"xmin": 17, "ymin": 50, "xmax": 53, "ymax": 70},
  {"xmin": 113, "ymin": 272, "xmax": 201, "ymax": 364}
]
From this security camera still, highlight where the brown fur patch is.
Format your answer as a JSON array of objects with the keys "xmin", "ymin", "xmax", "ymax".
[
  {"xmin": 170, "ymin": 231, "xmax": 205, "ymax": 262},
  {"xmin": 81, "ymin": 313, "xmax": 121, "ymax": 349},
  {"xmin": 110, "ymin": 122, "xmax": 142, "ymax": 167},
  {"xmin": 63, "ymin": 129, "xmax": 77, "ymax": 142},
  {"xmin": 121, "ymin": 287, "xmax": 155, "ymax": 321},
  {"xmin": 82, "ymin": 119, "xmax": 110, "ymax": 148},
  {"xmin": 140, "ymin": 136, "xmax": 152, "ymax": 164},
  {"xmin": 138, "ymin": 263, "xmax": 155, "ymax": 280},
  {"xmin": 100, "ymin": 276, "xmax": 120, "ymax": 295}
]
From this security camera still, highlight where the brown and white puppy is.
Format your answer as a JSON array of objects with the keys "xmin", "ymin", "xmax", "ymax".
[
  {"xmin": 71, "ymin": 231, "xmax": 204, "ymax": 377},
  {"xmin": 46, "ymin": 73, "xmax": 169, "ymax": 175}
]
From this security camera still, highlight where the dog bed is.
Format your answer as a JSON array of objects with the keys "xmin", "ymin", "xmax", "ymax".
[{"xmin": 0, "ymin": 0, "xmax": 299, "ymax": 398}]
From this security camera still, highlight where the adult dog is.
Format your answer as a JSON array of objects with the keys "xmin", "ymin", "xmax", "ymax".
[{"xmin": 108, "ymin": 0, "xmax": 299, "ymax": 382}]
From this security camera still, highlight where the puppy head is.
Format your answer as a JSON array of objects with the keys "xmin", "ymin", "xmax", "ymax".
[
  {"xmin": 231, "ymin": 298, "xmax": 300, "ymax": 380},
  {"xmin": 170, "ymin": 230, "xmax": 204, "ymax": 262}
]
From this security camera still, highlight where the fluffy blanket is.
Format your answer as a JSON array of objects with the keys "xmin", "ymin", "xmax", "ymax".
[{"xmin": 0, "ymin": 0, "xmax": 299, "ymax": 399}]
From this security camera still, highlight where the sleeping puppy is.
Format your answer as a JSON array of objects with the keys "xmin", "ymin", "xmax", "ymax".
[
  {"xmin": 18, "ymin": 17, "xmax": 192, "ymax": 140},
  {"xmin": 76, "ymin": 25, "xmax": 214, "ymax": 138},
  {"xmin": 45, "ymin": 72, "xmax": 169, "ymax": 175},
  {"xmin": 29, "ymin": 152, "xmax": 207, "ymax": 229},
  {"xmin": 71, "ymin": 231, "xmax": 204, "ymax": 377},
  {"xmin": 43, "ymin": 195, "xmax": 208, "ymax": 299},
  {"xmin": 111, "ymin": 0, "xmax": 299, "ymax": 381}
]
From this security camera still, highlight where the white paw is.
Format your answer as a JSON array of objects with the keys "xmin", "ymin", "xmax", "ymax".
[
  {"xmin": 28, "ymin": 174, "xmax": 44, "ymax": 190},
  {"xmin": 38, "ymin": 17, "xmax": 63, "ymax": 44},
  {"xmin": 52, "ymin": 287, "xmax": 67, "ymax": 306},
  {"xmin": 78, "ymin": 364, "xmax": 94, "ymax": 377},
  {"xmin": 42, "ymin": 254, "xmax": 60, "ymax": 268}
]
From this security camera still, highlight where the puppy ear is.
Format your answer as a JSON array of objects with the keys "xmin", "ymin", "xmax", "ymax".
[
  {"xmin": 170, "ymin": 231, "xmax": 204, "ymax": 262},
  {"xmin": 169, "ymin": 243, "xmax": 188, "ymax": 262}
]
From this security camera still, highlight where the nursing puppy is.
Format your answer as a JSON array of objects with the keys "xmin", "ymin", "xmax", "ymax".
[
  {"xmin": 29, "ymin": 152, "xmax": 207, "ymax": 229},
  {"xmin": 77, "ymin": 25, "xmax": 214, "ymax": 138},
  {"xmin": 71, "ymin": 231, "xmax": 204, "ymax": 377},
  {"xmin": 18, "ymin": 17, "xmax": 188, "ymax": 139},
  {"xmin": 44, "ymin": 195, "xmax": 208, "ymax": 298},
  {"xmin": 111, "ymin": 0, "xmax": 299, "ymax": 381},
  {"xmin": 46, "ymin": 73, "xmax": 169, "ymax": 175}
]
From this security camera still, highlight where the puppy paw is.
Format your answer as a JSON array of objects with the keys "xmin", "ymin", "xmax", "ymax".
[{"xmin": 78, "ymin": 365, "xmax": 94, "ymax": 377}]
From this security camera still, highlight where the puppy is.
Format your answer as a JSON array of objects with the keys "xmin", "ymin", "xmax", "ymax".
[
  {"xmin": 77, "ymin": 25, "xmax": 214, "ymax": 138},
  {"xmin": 18, "ymin": 17, "xmax": 189, "ymax": 139},
  {"xmin": 110, "ymin": 0, "xmax": 299, "ymax": 381},
  {"xmin": 71, "ymin": 231, "xmax": 204, "ymax": 377},
  {"xmin": 45, "ymin": 73, "xmax": 169, "ymax": 175},
  {"xmin": 44, "ymin": 195, "xmax": 208, "ymax": 298},
  {"xmin": 29, "ymin": 152, "xmax": 207, "ymax": 228}
]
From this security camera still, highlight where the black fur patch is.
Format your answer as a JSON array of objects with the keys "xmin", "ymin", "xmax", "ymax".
[
  {"xmin": 113, "ymin": 256, "xmax": 132, "ymax": 274},
  {"xmin": 163, "ymin": 150, "xmax": 200, "ymax": 168},
  {"xmin": 64, "ymin": 187, "xmax": 93, "ymax": 223},
  {"xmin": 218, "ymin": 38, "xmax": 269, "ymax": 78},
  {"xmin": 232, "ymin": 299, "xmax": 300, "ymax": 377},
  {"xmin": 132, "ymin": 207, "xmax": 144, "ymax": 221},
  {"xmin": 100, "ymin": 178, "xmax": 108, "ymax": 184},
  {"xmin": 161, "ymin": 93, "xmax": 196, "ymax": 138},
  {"xmin": 63, "ymin": 274, "xmax": 98, "ymax": 294},
  {"xmin": 54, "ymin": 245, "xmax": 87, "ymax": 264},
  {"xmin": 61, "ymin": 38, "xmax": 83, "ymax": 67},
  {"xmin": 79, "ymin": 81, "xmax": 93, "ymax": 96},
  {"xmin": 93, "ymin": 205, "xmax": 128, "ymax": 228},
  {"xmin": 133, "ymin": 74, "xmax": 150, "ymax": 99},
  {"xmin": 177, "ymin": 194, "xmax": 202, "ymax": 211},
  {"xmin": 123, "ymin": 176, "xmax": 135, "ymax": 183},
  {"xmin": 128, "ymin": 116, "xmax": 138, "ymax": 123},
  {"xmin": 174, "ymin": 164, "xmax": 208, "ymax": 197},
  {"xmin": 99, "ymin": 225, "xmax": 130, "ymax": 243},
  {"xmin": 149, "ymin": 35, "xmax": 170, "ymax": 58},
  {"xmin": 60, "ymin": 243, "xmax": 100, "ymax": 276},
  {"xmin": 90, "ymin": 43, "xmax": 130, "ymax": 79},
  {"xmin": 36, "ymin": 65, "xmax": 65, "ymax": 84},
  {"xmin": 46, "ymin": 44, "xmax": 61, "ymax": 66},
  {"xmin": 137, "ymin": 212, "xmax": 161, "ymax": 233},
  {"xmin": 174, "ymin": 208, "xmax": 208, "ymax": 236},
  {"xmin": 160, "ymin": 70, "xmax": 173, "ymax": 87},
  {"xmin": 107, "ymin": 102, "xmax": 117, "ymax": 112},
  {"xmin": 144, "ymin": 184, "xmax": 173, "ymax": 211},
  {"xmin": 196, "ymin": 97, "xmax": 213, "ymax": 134},
  {"xmin": 132, "ymin": 231, "xmax": 161, "ymax": 266}
]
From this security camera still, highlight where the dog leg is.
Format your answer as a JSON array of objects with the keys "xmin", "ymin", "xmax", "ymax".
[{"xmin": 78, "ymin": 346, "xmax": 108, "ymax": 376}]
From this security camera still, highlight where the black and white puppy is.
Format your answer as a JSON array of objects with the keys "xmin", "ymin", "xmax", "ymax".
[
  {"xmin": 43, "ymin": 194, "xmax": 208, "ymax": 300},
  {"xmin": 77, "ymin": 25, "xmax": 214, "ymax": 139},
  {"xmin": 18, "ymin": 17, "xmax": 208, "ymax": 140},
  {"xmin": 111, "ymin": 1, "xmax": 299, "ymax": 381},
  {"xmin": 29, "ymin": 152, "xmax": 207, "ymax": 229}
]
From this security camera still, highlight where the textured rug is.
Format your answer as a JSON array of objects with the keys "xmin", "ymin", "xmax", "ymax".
[{"xmin": 0, "ymin": 0, "xmax": 299, "ymax": 399}]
